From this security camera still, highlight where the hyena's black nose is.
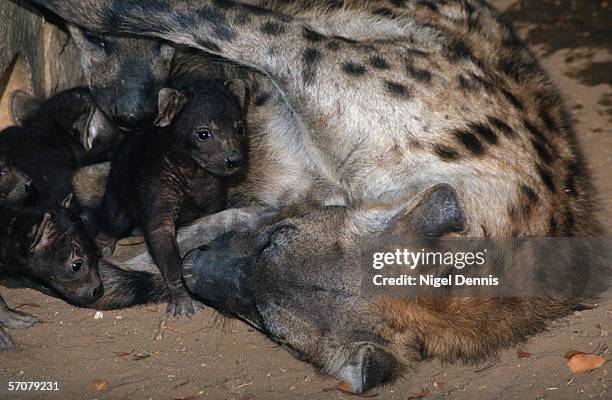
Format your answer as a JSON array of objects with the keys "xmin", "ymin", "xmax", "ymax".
[
  {"xmin": 225, "ymin": 149, "xmax": 243, "ymax": 170},
  {"xmin": 182, "ymin": 233, "xmax": 250, "ymax": 312}
]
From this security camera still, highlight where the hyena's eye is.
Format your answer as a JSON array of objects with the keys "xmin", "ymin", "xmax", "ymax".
[
  {"xmin": 195, "ymin": 129, "xmax": 212, "ymax": 141},
  {"xmin": 71, "ymin": 260, "xmax": 83, "ymax": 272},
  {"xmin": 84, "ymin": 32, "xmax": 108, "ymax": 51}
]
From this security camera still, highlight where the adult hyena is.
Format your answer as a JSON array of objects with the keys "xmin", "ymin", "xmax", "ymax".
[{"xmin": 27, "ymin": 0, "xmax": 605, "ymax": 393}]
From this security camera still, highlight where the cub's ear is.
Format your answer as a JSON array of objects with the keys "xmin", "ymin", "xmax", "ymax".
[
  {"xmin": 401, "ymin": 183, "xmax": 466, "ymax": 237},
  {"xmin": 10, "ymin": 90, "xmax": 41, "ymax": 125},
  {"xmin": 154, "ymin": 88, "xmax": 189, "ymax": 127},
  {"xmin": 82, "ymin": 108, "xmax": 118, "ymax": 151},
  {"xmin": 225, "ymin": 79, "xmax": 248, "ymax": 110},
  {"xmin": 61, "ymin": 193, "xmax": 76, "ymax": 210},
  {"xmin": 29, "ymin": 213, "xmax": 56, "ymax": 253}
]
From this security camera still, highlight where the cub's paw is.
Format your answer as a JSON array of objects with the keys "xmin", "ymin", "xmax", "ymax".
[
  {"xmin": 0, "ymin": 308, "xmax": 40, "ymax": 330},
  {"xmin": 0, "ymin": 327, "xmax": 15, "ymax": 350},
  {"xmin": 166, "ymin": 295, "xmax": 204, "ymax": 318}
]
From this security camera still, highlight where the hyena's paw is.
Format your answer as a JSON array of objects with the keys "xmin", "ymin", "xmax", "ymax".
[
  {"xmin": 335, "ymin": 343, "xmax": 398, "ymax": 394},
  {"xmin": 166, "ymin": 293, "xmax": 204, "ymax": 318},
  {"xmin": 0, "ymin": 327, "xmax": 15, "ymax": 350},
  {"xmin": 0, "ymin": 308, "xmax": 40, "ymax": 330}
]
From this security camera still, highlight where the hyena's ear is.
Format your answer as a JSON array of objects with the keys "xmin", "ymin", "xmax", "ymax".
[
  {"xmin": 225, "ymin": 79, "xmax": 249, "ymax": 110},
  {"xmin": 154, "ymin": 88, "xmax": 189, "ymax": 127},
  {"xmin": 77, "ymin": 108, "xmax": 117, "ymax": 151},
  {"xmin": 29, "ymin": 213, "xmax": 56, "ymax": 253},
  {"xmin": 60, "ymin": 193, "xmax": 76, "ymax": 210},
  {"xmin": 10, "ymin": 90, "xmax": 42, "ymax": 125},
  {"xmin": 395, "ymin": 183, "xmax": 466, "ymax": 238}
]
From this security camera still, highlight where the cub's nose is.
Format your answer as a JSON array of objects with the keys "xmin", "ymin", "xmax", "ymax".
[
  {"xmin": 225, "ymin": 149, "xmax": 243, "ymax": 170},
  {"xmin": 92, "ymin": 284, "xmax": 104, "ymax": 299}
]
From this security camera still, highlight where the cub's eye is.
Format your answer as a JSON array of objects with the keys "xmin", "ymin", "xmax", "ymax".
[
  {"xmin": 195, "ymin": 129, "xmax": 212, "ymax": 141},
  {"xmin": 71, "ymin": 260, "xmax": 83, "ymax": 272},
  {"xmin": 84, "ymin": 32, "xmax": 108, "ymax": 50}
]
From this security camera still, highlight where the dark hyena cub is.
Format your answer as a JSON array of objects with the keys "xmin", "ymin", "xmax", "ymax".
[
  {"xmin": 0, "ymin": 199, "xmax": 102, "ymax": 349},
  {"xmin": 0, "ymin": 88, "xmax": 122, "ymax": 210},
  {"xmin": 100, "ymin": 79, "xmax": 247, "ymax": 316}
]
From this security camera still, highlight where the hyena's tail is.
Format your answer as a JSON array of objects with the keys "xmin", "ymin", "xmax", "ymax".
[{"xmin": 92, "ymin": 260, "xmax": 168, "ymax": 310}]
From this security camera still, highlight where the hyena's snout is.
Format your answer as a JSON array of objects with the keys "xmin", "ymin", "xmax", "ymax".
[{"xmin": 182, "ymin": 233, "xmax": 254, "ymax": 314}]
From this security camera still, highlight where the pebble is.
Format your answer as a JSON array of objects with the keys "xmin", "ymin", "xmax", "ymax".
[{"xmin": 94, "ymin": 311, "xmax": 104, "ymax": 320}]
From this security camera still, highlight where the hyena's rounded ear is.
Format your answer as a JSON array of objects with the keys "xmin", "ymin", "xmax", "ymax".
[
  {"xmin": 10, "ymin": 90, "xmax": 41, "ymax": 125},
  {"xmin": 61, "ymin": 193, "xmax": 76, "ymax": 210},
  {"xmin": 154, "ymin": 88, "xmax": 189, "ymax": 127},
  {"xmin": 399, "ymin": 183, "xmax": 466, "ymax": 237},
  {"xmin": 76, "ymin": 107, "xmax": 118, "ymax": 151},
  {"xmin": 225, "ymin": 79, "xmax": 249, "ymax": 110},
  {"xmin": 29, "ymin": 213, "xmax": 54, "ymax": 253}
]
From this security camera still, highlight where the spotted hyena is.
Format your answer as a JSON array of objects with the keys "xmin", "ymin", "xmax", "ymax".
[{"xmin": 26, "ymin": 0, "xmax": 605, "ymax": 393}]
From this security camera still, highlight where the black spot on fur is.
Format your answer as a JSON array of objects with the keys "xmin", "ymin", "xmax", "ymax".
[
  {"xmin": 469, "ymin": 122, "xmax": 498, "ymax": 145},
  {"xmin": 260, "ymin": 21, "xmax": 286, "ymax": 35},
  {"xmin": 254, "ymin": 92, "xmax": 271, "ymax": 107},
  {"xmin": 454, "ymin": 130, "xmax": 484, "ymax": 155},
  {"xmin": 539, "ymin": 107, "xmax": 558, "ymax": 132},
  {"xmin": 537, "ymin": 165, "xmax": 556, "ymax": 192},
  {"xmin": 407, "ymin": 49, "xmax": 429, "ymax": 59},
  {"xmin": 434, "ymin": 145, "xmax": 460, "ymax": 161},
  {"xmin": 342, "ymin": 61, "xmax": 367, "ymax": 76},
  {"xmin": 521, "ymin": 184, "xmax": 539, "ymax": 203},
  {"xmin": 487, "ymin": 116, "xmax": 514, "ymax": 137},
  {"xmin": 303, "ymin": 27, "xmax": 325, "ymax": 42},
  {"xmin": 302, "ymin": 48, "xmax": 322, "ymax": 85},
  {"xmin": 384, "ymin": 81, "xmax": 411, "ymax": 98},
  {"xmin": 468, "ymin": 73, "xmax": 494, "ymax": 92},
  {"xmin": 369, "ymin": 55, "xmax": 390, "ymax": 70},
  {"xmin": 530, "ymin": 139, "xmax": 553, "ymax": 165},
  {"xmin": 458, "ymin": 74, "xmax": 473, "ymax": 90},
  {"xmin": 548, "ymin": 215, "xmax": 558, "ymax": 236},
  {"xmin": 500, "ymin": 88, "xmax": 524, "ymax": 110},
  {"xmin": 233, "ymin": 11, "xmax": 252, "ymax": 25},
  {"xmin": 212, "ymin": 25, "xmax": 237, "ymax": 41},
  {"xmin": 405, "ymin": 61, "xmax": 432, "ymax": 83},
  {"xmin": 444, "ymin": 39, "xmax": 472, "ymax": 62},
  {"xmin": 523, "ymin": 120, "xmax": 546, "ymax": 141},
  {"xmin": 212, "ymin": 0, "xmax": 236, "ymax": 9},
  {"xmin": 564, "ymin": 161, "xmax": 580, "ymax": 197},
  {"xmin": 417, "ymin": 0, "xmax": 438, "ymax": 11}
]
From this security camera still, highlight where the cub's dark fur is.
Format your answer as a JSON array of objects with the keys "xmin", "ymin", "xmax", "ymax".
[
  {"xmin": 0, "ymin": 88, "xmax": 121, "ymax": 209},
  {"xmin": 100, "ymin": 80, "xmax": 246, "ymax": 316},
  {"xmin": 0, "ymin": 203, "xmax": 102, "ymax": 349},
  {"xmin": 0, "ymin": 152, "xmax": 33, "ymax": 206}
]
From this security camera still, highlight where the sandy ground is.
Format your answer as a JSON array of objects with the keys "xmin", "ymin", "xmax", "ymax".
[{"xmin": 1, "ymin": 1, "xmax": 610, "ymax": 399}]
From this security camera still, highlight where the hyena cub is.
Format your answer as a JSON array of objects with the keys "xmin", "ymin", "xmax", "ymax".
[
  {"xmin": 0, "ymin": 199, "xmax": 102, "ymax": 349},
  {"xmin": 0, "ymin": 88, "xmax": 122, "ymax": 210},
  {"xmin": 99, "ymin": 79, "xmax": 247, "ymax": 316}
]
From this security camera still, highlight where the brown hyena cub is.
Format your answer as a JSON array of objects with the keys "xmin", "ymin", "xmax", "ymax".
[{"xmin": 99, "ymin": 79, "xmax": 247, "ymax": 316}]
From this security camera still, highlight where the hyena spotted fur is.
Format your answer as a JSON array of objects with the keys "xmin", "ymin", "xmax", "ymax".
[{"xmin": 28, "ymin": 0, "xmax": 606, "ymax": 393}]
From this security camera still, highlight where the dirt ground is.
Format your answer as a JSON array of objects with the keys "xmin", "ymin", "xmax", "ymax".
[{"xmin": 1, "ymin": 1, "xmax": 610, "ymax": 399}]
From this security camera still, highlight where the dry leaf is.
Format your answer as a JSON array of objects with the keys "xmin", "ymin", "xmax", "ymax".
[
  {"xmin": 567, "ymin": 354, "xmax": 606, "ymax": 373},
  {"xmin": 517, "ymin": 349, "xmax": 532, "ymax": 358},
  {"xmin": 564, "ymin": 350, "xmax": 586, "ymax": 360},
  {"xmin": 596, "ymin": 323, "xmax": 602, "ymax": 330},
  {"xmin": 93, "ymin": 379, "xmax": 109, "ymax": 391},
  {"xmin": 433, "ymin": 381, "xmax": 444, "ymax": 390}
]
